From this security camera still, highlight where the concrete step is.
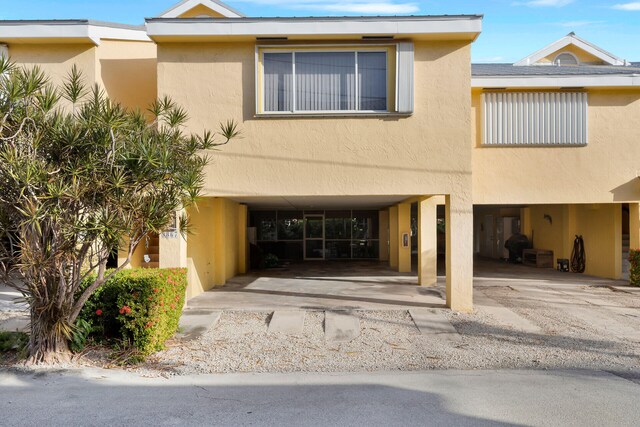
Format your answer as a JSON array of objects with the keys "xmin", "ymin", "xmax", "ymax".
[
  {"xmin": 324, "ymin": 311, "xmax": 360, "ymax": 342},
  {"xmin": 141, "ymin": 262, "xmax": 159, "ymax": 269},
  {"xmin": 409, "ymin": 309, "xmax": 461, "ymax": 342},
  {"xmin": 177, "ymin": 309, "xmax": 222, "ymax": 340},
  {"xmin": 268, "ymin": 310, "xmax": 305, "ymax": 335}
]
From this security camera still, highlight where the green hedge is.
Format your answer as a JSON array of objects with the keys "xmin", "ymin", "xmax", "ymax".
[
  {"xmin": 630, "ymin": 250, "xmax": 640, "ymax": 287},
  {"xmin": 79, "ymin": 268, "xmax": 187, "ymax": 355}
]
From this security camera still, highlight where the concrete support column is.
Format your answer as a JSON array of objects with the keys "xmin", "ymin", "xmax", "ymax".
[
  {"xmin": 397, "ymin": 203, "xmax": 412, "ymax": 273},
  {"xmin": 630, "ymin": 203, "xmax": 640, "ymax": 251},
  {"xmin": 379, "ymin": 209, "xmax": 390, "ymax": 261},
  {"xmin": 613, "ymin": 204, "xmax": 623, "ymax": 280},
  {"xmin": 213, "ymin": 198, "xmax": 227, "ymax": 286},
  {"xmin": 520, "ymin": 207, "xmax": 531, "ymax": 241},
  {"xmin": 389, "ymin": 206, "xmax": 399, "ymax": 269},
  {"xmin": 561, "ymin": 204, "xmax": 577, "ymax": 262},
  {"xmin": 159, "ymin": 212, "xmax": 187, "ymax": 268},
  {"xmin": 237, "ymin": 204, "xmax": 248, "ymax": 274},
  {"xmin": 445, "ymin": 193, "xmax": 474, "ymax": 312},
  {"xmin": 418, "ymin": 196, "xmax": 438, "ymax": 286}
]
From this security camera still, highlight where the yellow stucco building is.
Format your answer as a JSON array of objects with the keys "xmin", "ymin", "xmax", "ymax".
[{"xmin": 2, "ymin": 0, "xmax": 639, "ymax": 312}]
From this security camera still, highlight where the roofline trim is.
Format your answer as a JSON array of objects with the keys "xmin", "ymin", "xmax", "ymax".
[
  {"xmin": 514, "ymin": 33, "xmax": 627, "ymax": 67},
  {"xmin": 158, "ymin": 0, "xmax": 244, "ymax": 19},
  {"xmin": 0, "ymin": 20, "xmax": 150, "ymax": 44},
  {"xmin": 145, "ymin": 15, "xmax": 483, "ymax": 39},
  {"xmin": 472, "ymin": 74, "xmax": 640, "ymax": 88}
]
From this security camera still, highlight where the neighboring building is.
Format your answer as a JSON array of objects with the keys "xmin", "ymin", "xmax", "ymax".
[
  {"xmin": 0, "ymin": 20, "xmax": 157, "ymax": 111},
  {"xmin": 472, "ymin": 32, "xmax": 640, "ymax": 281},
  {"xmin": 2, "ymin": 0, "xmax": 639, "ymax": 311}
]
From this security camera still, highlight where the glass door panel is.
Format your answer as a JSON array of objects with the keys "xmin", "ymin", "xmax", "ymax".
[{"xmin": 304, "ymin": 215, "xmax": 324, "ymax": 259}]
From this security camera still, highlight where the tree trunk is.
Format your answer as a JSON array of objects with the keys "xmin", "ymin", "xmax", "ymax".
[{"xmin": 27, "ymin": 307, "xmax": 72, "ymax": 365}]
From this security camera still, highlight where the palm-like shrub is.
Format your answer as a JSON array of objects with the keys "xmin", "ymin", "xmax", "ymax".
[{"xmin": 0, "ymin": 58, "xmax": 238, "ymax": 363}]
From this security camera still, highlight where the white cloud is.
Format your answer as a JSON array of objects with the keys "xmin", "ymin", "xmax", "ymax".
[
  {"xmin": 516, "ymin": 0, "xmax": 574, "ymax": 7},
  {"xmin": 554, "ymin": 20, "xmax": 605, "ymax": 27},
  {"xmin": 233, "ymin": 0, "xmax": 420, "ymax": 14},
  {"xmin": 298, "ymin": 2, "xmax": 419, "ymax": 14},
  {"xmin": 612, "ymin": 2, "xmax": 640, "ymax": 10}
]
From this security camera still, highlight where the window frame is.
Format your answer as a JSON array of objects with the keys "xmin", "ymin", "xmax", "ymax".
[{"xmin": 256, "ymin": 44, "xmax": 396, "ymax": 116}]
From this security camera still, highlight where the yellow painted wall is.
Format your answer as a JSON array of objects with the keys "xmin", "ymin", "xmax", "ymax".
[
  {"xmin": 8, "ymin": 40, "xmax": 157, "ymax": 113},
  {"xmin": 186, "ymin": 199, "xmax": 216, "ymax": 298},
  {"xmin": 186, "ymin": 197, "xmax": 244, "ymax": 298},
  {"xmin": 573, "ymin": 203, "xmax": 621, "ymax": 279},
  {"xmin": 95, "ymin": 40, "xmax": 157, "ymax": 112},
  {"xmin": 520, "ymin": 204, "xmax": 621, "ymax": 278},
  {"xmin": 117, "ymin": 236, "xmax": 149, "ymax": 269},
  {"xmin": 157, "ymin": 40, "xmax": 473, "ymax": 200},
  {"xmin": 528, "ymin": 205, "xmax": 568, "ymax": 262},
  {"xmin": 472, "ymin": 88, "xmax": 640, "ymax": 205},
  {"xmin": 178, "ymin": 4, "xmax": 227, "ymax": 18},
  {"xmin": 538, "ymin": 44, "xmax": 604, "ymax": 65},
  {"xmin": 7, "ymin": 43, "xmax": 97, "ymax": 85}
]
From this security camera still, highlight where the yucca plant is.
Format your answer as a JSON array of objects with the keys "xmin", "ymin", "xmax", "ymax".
[{"xmin": 0, "ymin": 58, "xmax": 238, "ymax": 364}]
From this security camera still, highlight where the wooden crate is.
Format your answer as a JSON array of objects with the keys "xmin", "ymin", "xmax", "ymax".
[{"xmin": 522, "ymin": 249, "xmax": 554, "ymax": 268}]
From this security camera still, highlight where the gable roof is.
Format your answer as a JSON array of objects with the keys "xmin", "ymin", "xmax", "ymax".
[
  {"xmin": 158, "ymin": 0, "xmax": 244, "ymax": 18},
  {"xmin": 514, "ymin": 32, "xmax": 629, "ymax": 67}
]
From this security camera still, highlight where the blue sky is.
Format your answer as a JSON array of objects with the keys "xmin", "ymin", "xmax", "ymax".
[{"xmin": 2, "ymin": 0, "xmax": 639, "ymax": 63}]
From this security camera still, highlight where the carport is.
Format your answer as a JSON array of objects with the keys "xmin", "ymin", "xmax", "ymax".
[{"xmin": 179, "ymin": 194, "xmax": 475, "ymax": 310}]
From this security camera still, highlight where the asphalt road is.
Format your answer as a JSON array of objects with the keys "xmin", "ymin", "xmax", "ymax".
[{"xmin": 1, "ymin": 367, "xmax": 639, "ymax": 426}]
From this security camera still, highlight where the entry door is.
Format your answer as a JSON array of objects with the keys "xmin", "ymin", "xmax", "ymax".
[{"xmin": 304, "ymin": 214, "xmax": 325, "ymax": 260}]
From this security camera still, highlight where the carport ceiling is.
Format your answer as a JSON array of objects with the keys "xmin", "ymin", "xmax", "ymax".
[{"xmin": 228, "ymin": 196, "xmax": 412, "ymax": 210}]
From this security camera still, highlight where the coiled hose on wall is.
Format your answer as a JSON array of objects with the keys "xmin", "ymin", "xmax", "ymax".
[{"xmin": 571, "ymin": 235, "xmax": 586, "ymax": 273}]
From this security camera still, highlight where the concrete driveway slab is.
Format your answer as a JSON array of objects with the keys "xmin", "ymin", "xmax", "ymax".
[
  {"xmin": 325, "ymin": 311, "xmax": 360, "ymax": 342},
  {"xmin": 268, "ymin": 310, "xmax": 305, "ymax": 335},
  {"xmin": 409, "ymin": 308, "xmax": 461, "ymax": 341},
  {"xmin": 475, "ymin": 291, "xmax": 541, "ymax": 334},
  {"xmin": 177, "ymin": 310, "xmax": 222, "ymax": 341}
]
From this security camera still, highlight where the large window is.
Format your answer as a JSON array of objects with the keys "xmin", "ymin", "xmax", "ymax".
[{"xmin": 261, "ymin": 49, "xmax": 389, "ymax": 114}]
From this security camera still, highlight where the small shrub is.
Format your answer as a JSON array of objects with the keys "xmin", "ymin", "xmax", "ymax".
[
  {"xmin": 70, "ymin": 319, "xmax": 92, "ymax": 353},
  {"xmin": 0, "ymin": 331, "xmax": 28, "ymax": 354},
  {"xmin": 629, "ymin": 250, "xmax": 640, "ymax": 287},
  {"xmin": 264, "ymin": 253, "xmax": 279, "ymax": 268},
  {"xmin": 78, "ymin": 268, "xmax": 187, "ymax": 357}
]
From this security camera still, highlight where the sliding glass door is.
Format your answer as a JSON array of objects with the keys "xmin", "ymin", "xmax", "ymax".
[{"xmin": 304, "ymin": 214, "xmax": 325, "ymax": 260}]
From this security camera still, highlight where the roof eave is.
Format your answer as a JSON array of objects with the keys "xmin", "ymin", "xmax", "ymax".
[
  {"xmin": 0, "ymin": 20, "xmax": 150, "ymax": 44},
  {"xmin": 472, "ymin": 74, "xmax": 640, "ymax": 88},
  {"xmin": 145, "ymin": 15, "xmax": 483, "ymax": 41}
]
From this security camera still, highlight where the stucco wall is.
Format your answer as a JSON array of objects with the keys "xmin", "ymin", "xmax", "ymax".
[
  {"xmin": 185, "ymin": 197, "xmax": 244, "ymax": 298},
  {"xmin": 95, "ymin": 40, "xmax": 158, "ymax": 112},
  {"xmin": 186, "ymin": 199, "xmax": 216, "ymax": 298},
  {"xmin": 526, "ymin": 204, "xmax": 621, "ymax": 278},
  {"xmin": 472, "ymin": 88, "xmax": 640, "ymax": 205},
  {"xmin": 7, "ymin": 43, "xmax": 96, "ymax": 85},
  {"xmin": 157, "ymin": 40, "xmax": 473, "ymax": 200}
]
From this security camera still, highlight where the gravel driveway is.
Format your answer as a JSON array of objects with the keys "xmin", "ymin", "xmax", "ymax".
[
  {"xmin": 145, "ymin": 281, "xmax": 640, "ymax": 375},
  {"xmin": 3, "ymin": 267, "xmax": 639, "ymax": 375}
]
